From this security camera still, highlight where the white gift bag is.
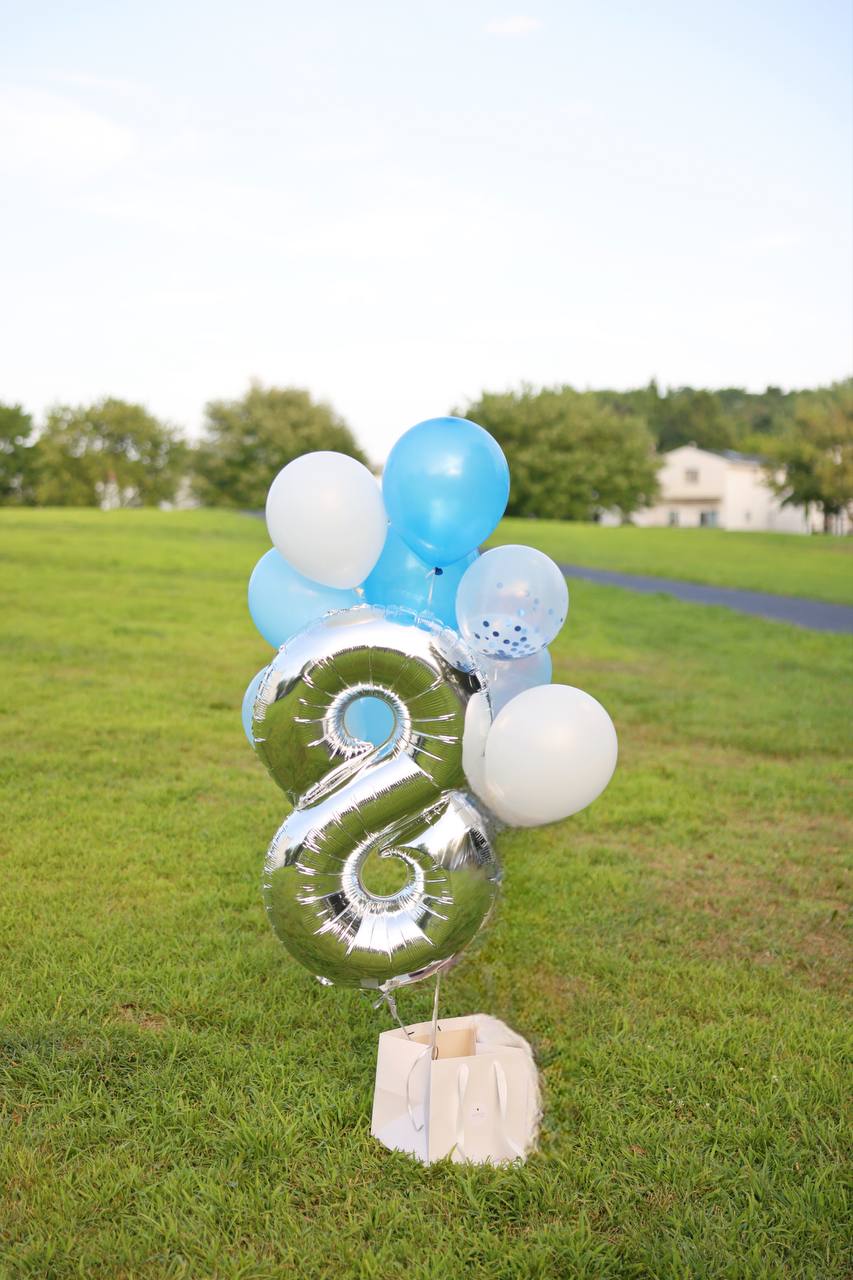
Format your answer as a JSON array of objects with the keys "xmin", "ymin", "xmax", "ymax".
[{"xmin": 371, "ymin": 1013, "xmax": 540, "ymax": 1165}]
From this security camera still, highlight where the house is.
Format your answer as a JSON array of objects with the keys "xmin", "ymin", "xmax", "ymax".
[{"xmin": 632, "ymin": 444, "xmax": 818, "ymax": 533}]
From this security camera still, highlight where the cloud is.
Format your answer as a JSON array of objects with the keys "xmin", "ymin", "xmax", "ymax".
[
  {"xmin": 0, "ymin": 88, "xmax": 134, "ymax": 180},
  {"xmin": 485, "ymin": 16, "xmax": 542, "ymax": 36},
  {"xmin": 49, "ymin": 72, "xmax": 142, "ymax": 94},
  {"xmin": 726, "ymin": 231, "xmax": 802, "ymax": 255},
  {"xmin": 749, "ymin": 232, "xmax": 800, "ymax": 252}
]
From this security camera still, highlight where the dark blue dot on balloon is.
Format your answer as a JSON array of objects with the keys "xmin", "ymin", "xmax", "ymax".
[
  {"xmin": 474, "ymin": 632, "xmax": 481, "ymax": 639},
  {"xmin": 514, "ymin": 625, "xmax": 521, "ymax": 632},
  {"xmin": 483, "ymin": 620, "xmax": 489, "ymax": 627},
  {"xmin": 492, "ymin": 630, "xmax": 499, "ymax": 637}
]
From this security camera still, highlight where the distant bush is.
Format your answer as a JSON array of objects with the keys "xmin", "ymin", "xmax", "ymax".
[
  {"xmin": 765, "ymin": 381, "xmax": 853, "ymax": 533},
  {"xmin": 31, "ymin": 399, "xmax": 186, "ymax": 508},
  {"xmin": 0, "ymin": 403, "xmax": 37, "ymax": 505},
  {"xmin": 192, "ymin": 383, "xmax": 368, "ymax": 509},
  {"xmin": 459, "ymin": 385, "xmax": 660, "ymax": 521}
]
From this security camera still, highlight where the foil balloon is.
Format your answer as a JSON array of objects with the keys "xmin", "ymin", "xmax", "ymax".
[{"xmin": 251, "ymin": 605, "xmax": 501, "ymax": 992}]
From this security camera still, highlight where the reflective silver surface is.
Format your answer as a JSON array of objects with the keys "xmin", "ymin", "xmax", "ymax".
[{"xmin": 252, "ymin": 606, "xmax": 501, "ymax": 990}]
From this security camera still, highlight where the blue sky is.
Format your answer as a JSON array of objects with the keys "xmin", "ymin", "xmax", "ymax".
[{"xmin": 1, "ymin": 0, "xmax": 850, "ymax": 459}]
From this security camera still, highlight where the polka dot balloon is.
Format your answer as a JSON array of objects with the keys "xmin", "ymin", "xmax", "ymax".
[{"xmin": 455, "ymin": 545, "xmax": 569, "ymax": 659}]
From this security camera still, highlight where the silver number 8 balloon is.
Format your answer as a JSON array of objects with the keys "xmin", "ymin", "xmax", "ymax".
[{"xmin": 250, "ymin": 605, "xmax": 501, "ymax": 992}]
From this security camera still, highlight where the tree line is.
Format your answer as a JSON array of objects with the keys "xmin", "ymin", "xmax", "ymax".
[{"xmin": 1, "ymin": 379, "xmax": 850, "ymax": 527}]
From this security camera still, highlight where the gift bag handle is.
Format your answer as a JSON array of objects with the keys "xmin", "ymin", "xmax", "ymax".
[
  {"xmin": 452, "ymin": 1059, "xmax": 526, "ymax": 1162},
  {"xmin": 454, "ymin": 1063, "xmax": 470, "ymax": 1158},
  {"xmin": 405, "ymin": 1048, "xmax": 431, "ymax": 1133},
  {"xmin": 492, "ymin": 1059, "xmax": 526, "ymax": 1160}
]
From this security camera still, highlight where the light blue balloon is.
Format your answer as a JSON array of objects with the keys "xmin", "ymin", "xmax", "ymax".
[
  {"xmin": 382, "ymin": 416, "xmax": 510, "ymax": 566},
  {"xmin": 361, "ymin": 529, "xmax": 477, "ymax": 629},
  {"xmin": 241, "ymin": 666, "xmax": 267, "ymax": 745},
  {"xmin": 456, "ymin": 544, "xmax": 569, "ymax": 659},
  {"xmin": 248, "ymin": 548, "xmax": 359, "ymax": 648},
  {"xmin": 483, "ymin": 648, "xmax": 552, "ymax": 716},
  {"xmin": 344, "ymin": 694, "xmax": 396, "ymax": 747}
]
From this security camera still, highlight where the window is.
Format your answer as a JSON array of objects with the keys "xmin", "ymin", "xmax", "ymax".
[
  {"xmin": 699, "ymin": 510, "xmax": 718, "ymax": 528},
  {"xmin": 668, "ymin": 510, "xmax": 680, "ymax": 526},
  {"xmin": 685, "ymin": 468, "xmax": 699, "ymax": 483}
]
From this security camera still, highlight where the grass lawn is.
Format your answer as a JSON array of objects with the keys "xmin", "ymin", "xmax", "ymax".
[
  {"xmin": 1, "ymin": 508, "xmax": 850, "ymax": 1279},
  {"xmin": 489, "ymin": 520, "xmax": 853, "ymax": 606}
]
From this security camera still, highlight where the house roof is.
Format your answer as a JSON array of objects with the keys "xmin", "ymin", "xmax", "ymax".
[
  {"xmin": 665, "ymin": 444, "xmax": 766, "ymax": 465},
  {"xmin": 708, "ymin": 448, "xmax": 766, "ymax": 465}
]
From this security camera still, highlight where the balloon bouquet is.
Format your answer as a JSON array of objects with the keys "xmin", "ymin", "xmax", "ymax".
[{"xmin": 243, "ymin": 416, "xmax": 617, "ymax": 1013}]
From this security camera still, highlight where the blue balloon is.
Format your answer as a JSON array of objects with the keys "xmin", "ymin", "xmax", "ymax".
[
  {"xmin": 361, "ymin": 529, "xmax": 477, "ymax": 629},
  {"xmin": 343, "ymin": 694, "xmax": 396, "ymax": 747},
  {"xmin": 248, "ymin": 548, "xmax": 359, "ymax": 648},
  {"xmin": 382, "ymin": 417, "xmax": 510, "ymax": 566},
  {"xmin": 241, "ymin": 666, "xmax": 267, "ymax": 745}
]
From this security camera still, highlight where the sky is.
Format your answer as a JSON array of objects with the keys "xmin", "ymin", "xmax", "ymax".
[{"xmin": 1, "ymin": 1, "xmax": 851, "ymax": 461}]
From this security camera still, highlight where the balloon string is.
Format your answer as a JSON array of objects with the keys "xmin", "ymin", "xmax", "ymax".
[
  {"xmin": 430, "ymin": 971, "xmax": 441, "ymax": 1059},
  {"xmin": 365, "ymin": 988, "xmax": 413, "ymax": 1037},
  {"xmin": 367, "ymin": 977, "xmax": 443, "ymax": 1046}
]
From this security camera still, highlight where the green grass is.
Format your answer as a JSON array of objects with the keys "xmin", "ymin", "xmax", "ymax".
[
  {"xmin": 489, "ymin": 520, "xmax": 853, "ymax": 605},
  {"xmin": 1, "ymin": 508, "xmax": 851, "ymax": 1279}
]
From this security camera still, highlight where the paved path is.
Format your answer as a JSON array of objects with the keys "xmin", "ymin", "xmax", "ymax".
[{"xmin": 557, "ymin": 564, "xmax": 853, "ymax": 635}]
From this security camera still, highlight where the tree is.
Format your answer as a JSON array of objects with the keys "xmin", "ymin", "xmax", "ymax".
[
  {"xmin": 652, "ymin": 387, "xmax": 736, "ymax": 453},
  {"xmin": 765, "ymin": 381, "xmax": 853, "ymax": 533},
  {"xmin": 714, "ymin": 385, "xmax": 797, "ymax": 442},
  {"xmin": 34, "ymin": 398, "xmax": 186, "ymax": 507},
  {"xmin": 193, "ymin": 383, "xmax": 368, "ymax": 508},
  {"xmin": 562, "ymin": 384, "xmax": 809, "ymax": 454},
  {"xmin": 593, "ymin": 379, "xmax": 663, "ymax": 426},
  {"xmin": 459, "ymin": 385, "xmax": 659, "ymax": 520},
  {"xmin": 0, "ymin": 403, "xmax": 36, "ymax": 504}
]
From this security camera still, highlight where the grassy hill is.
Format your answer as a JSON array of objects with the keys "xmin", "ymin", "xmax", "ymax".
[
  {"xmin": 1, "ymin": 509, "xmax": 850, "ymax": 1279},
  {"xmin": 490, "ymin": 520, "xmax": 853, "ymax": 605}
]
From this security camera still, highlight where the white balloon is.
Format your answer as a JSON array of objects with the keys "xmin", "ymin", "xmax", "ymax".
[
  {"xmin": 461, "ymin": 691, "xmax": 492, "ymax": 803},
  {"xmin": 265, "ymin": 452, "xmax": 387, "ymax": 589},
  {"xmin": 483, "ymin": 684, "xmax": 617, "ymax": 827},
  {"xmin": 482, "ymin": 648, "xmax": 552, "ymax": 716},
  {"xmin": 462, "ymin": 691, "xmax": 531, "ymax": 827}
]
